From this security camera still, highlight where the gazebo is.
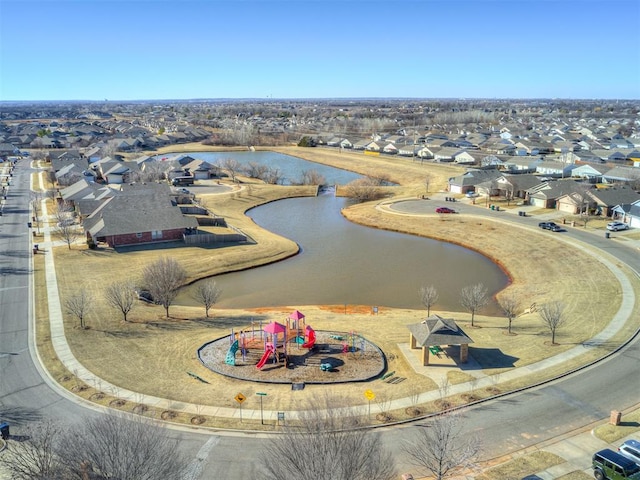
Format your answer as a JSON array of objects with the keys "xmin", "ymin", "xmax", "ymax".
[{"xmin": 407, "ymin": 314, "xmax": 474, "ymax": 366}]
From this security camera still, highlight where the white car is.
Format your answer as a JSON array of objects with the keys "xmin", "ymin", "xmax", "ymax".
[{"xmin": 607, "ymin": 222, "xmax": 629, "ymax": 231}]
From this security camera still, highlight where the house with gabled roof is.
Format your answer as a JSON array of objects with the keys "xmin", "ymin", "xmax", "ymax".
[
  {"xmin": 502, "ymin": 156, "xmax": 542, "ymax": 173},
  {"xmin": 571, "ymin": 164, "xmax": 610, "ymax": 183},
  {"xmin": 535, "ymin": 160, "xmax": 576, "ymax": 178},
  {"xmin": 352, "ymin": 138, "xmax": 371, "ymax": 150},
  {"xmin": 586, "ymin": 186, "xmax": 640, "ymax": 217},
  {"xmin": 527, "ymin": 180, "xmax": 582, "ymax": 209},
  {"xmin": 59, "ymin": 178, "xmax": 116, "ymax": 208},
  {"xmin": 603, "ymin": 166, "xmax": 640, "ymax": 184},
  {"xmin": 592, "ymin": 149, "xmax": 631, "ymax": 164},
  {"xmin": 448, "ymin": 169, "xmax": 503, "ymax": 194},
  {"xmin": 611, "ymin": 199, "xmax": 640, "ymax": 228},
  {"xmin": 84, "ymin": 184, "xmax": 198, "ymax": 247}
]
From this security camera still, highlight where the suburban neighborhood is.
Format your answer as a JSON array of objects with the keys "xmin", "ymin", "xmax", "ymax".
[{"xmin": 1, "ymin": 99, "xmax": 640, "ymax": 245}]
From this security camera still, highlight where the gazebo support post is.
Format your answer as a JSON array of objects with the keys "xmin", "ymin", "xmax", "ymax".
[
  {"xmin": 421, "ymin": 347, "xmax": 429, "ymax": 366},
  {"xmin": 409, "ymin": 333, "xmax": 417, "ymax": 349},
  {"xmin": 460, "ymin": 343, "xmax": 469, "ymax": 363}
]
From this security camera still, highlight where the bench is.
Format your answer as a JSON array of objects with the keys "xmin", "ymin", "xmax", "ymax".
[{"xmin": 429, "ymin": 346, "xmax": 443, "ymax": 356}]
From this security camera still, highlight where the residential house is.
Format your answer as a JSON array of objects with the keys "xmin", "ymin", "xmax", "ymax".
[
  {"xmin": 571, "ymin": 164, "xmax": 610, "ymax": 183},
  {"xmin": 98, "ymin": 159, "xmax": 139, "ymax": 184},
  {"xmin": 452, "ymin": 150, "xmax": 476, "ymax": 165},
  {"xmin": 84, "ymin": 184, "xmax": 198, "ymax": 247},
  {"xmin": 591, "ymin": 149, "xmax": 631, "ymax": 164},
  {"xmin": 0, "ymin": 143, "xmax": 19, "ymax": 159},
  {"xmin": 59, "ymin": 179, "xmax": 116, "ymax": 212},
  {"xmin": 527, "ymin": 180, "xmax": 583, "ymax": 208},
  {"xmin": 502, "ymin": 156, "xmax": 543, "ymax": 173},
  {"xmin": 603, "ymin": 166, "xmax": 640, "ymax": 184},
  {"xmin": 351, "ymin": 138, "xmax": 370, "ymax": 151},
  {"xmin": 586, "ymin": 186, "xmax": 640, "ymax": 217},
  {"xmin": 611, "ymin": 200, "xmax": 640, "ymax": 228},
  {"xmin": 448, "ymin": 169, "xmax": 503, "ymax": 195},
  {"xmin": 535, "ymin": 160, "xmax": 576, "ymax": 178}
]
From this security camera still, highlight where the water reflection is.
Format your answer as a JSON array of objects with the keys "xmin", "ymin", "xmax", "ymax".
[{"xmin": 181, "ymin": 195, "xmax": 508, "ymax": 314}]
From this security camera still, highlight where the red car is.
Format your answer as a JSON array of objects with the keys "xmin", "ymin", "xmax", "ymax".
[{"xmin": 436, "ymin": 207, "xmax": 456, "ymax": 214}]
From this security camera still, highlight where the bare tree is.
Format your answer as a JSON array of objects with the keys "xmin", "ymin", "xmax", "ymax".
[
  {"xmin": 59, "ymin": 414, "xmax": 188, "ymax": 480},
  {"xmin": 142, "ymin": 257, "xmax": 186, "ymax": 318},
  {"xmin": 192, "ymin": 279, "xmax": 222, "ymax": 317},
  {"xmin": 498, "ymin": 293, "xmax": 519, "ymax": 335},
  {"xmin": 53, "ymin": 201, "xmax": 79, "ymax": 249},
  {"xmin": 460, "ymin": 283, "xmax": 489, "ymax": 327},
  {"xmin": 245, "ymin": 161, "xmax": 269, "ymax": 180},
  {"xmin": 539, "ymin": 300, "xmax": 567, "ymax": 345},
  {"xmin": 30, "ymin": 191, "xmax": 43, "ymax": 234},
  {"xmin": 403, "ymin": 411, "xmax": 481, "ymax": 480},
  {"xmin": 1, "ymin": 420, "xmax": 66, "ymax": 480},
  {"xmin": 263, "ymin": 166, "xmax": 285, "ymax": 185},
  {"xmin": 260, "ymin": 393, "xmax": 396, "ymax": 480},
  {"xmin": 65, "ymin": 288, "xmax": 92, "ymax": 329},
  {"xmin": 105, "ymin": 280, "xmax": 137, "ymax": 322},
  {"xmin": 424, "ymin": 174, "xmax": 432, "ymax": 194},
  {"xmin": 296, "ymin": 169, "xmax": 326, "ymax": 186},
  {"xmin": 221, "ymin": 157, "xmax": 242, "ymax": 183},
  {"xmin": 419, "ymin": 285, "xmax": 439, "ymax": 316},
  {"xmin": 344, "ymin": 177, "xmax": 385, "ymax": 202}
]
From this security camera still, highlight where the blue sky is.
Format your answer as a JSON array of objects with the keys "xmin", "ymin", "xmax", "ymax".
[{"xmin": 1, "ymin": 0, "xmax": 639, "ymax": 101}]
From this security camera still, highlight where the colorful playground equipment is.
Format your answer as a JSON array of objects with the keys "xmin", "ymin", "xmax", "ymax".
[
  {"xmin": 301, "ymin": 325, "xmax": 316, "ymax": 349},
  {"xmin": 256, "ymin": 343, "xmax": 276, "ymax": 369},
  {"xmin": 225, "ymin": 310, "xmax": 317, "ymax": 370}
]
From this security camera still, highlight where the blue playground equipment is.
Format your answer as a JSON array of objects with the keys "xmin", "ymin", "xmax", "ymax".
[{"xmin": 225, "ymin": 340, "xmax": 239, "ymax": 365}]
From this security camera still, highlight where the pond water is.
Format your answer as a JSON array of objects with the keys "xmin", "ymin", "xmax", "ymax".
[
  {"xmin": 179, "ymin": 195, "xmax": 509, "ymax": 314},
  {"xmin": 155, "ymin": 150, "xmax": 363, "ymax": 185}
]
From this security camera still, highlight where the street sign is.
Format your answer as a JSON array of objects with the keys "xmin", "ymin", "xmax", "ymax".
[
  {"xmin": 364, "ymin": 389, "xmax": 375, "ymax": 401},
  {"xmin": 235, "ymin": 393, "xmax": 246, "ymax": 404},
  {"xmin": 256, "ymin": 392, "xmax": 267, "ymax": 396}
]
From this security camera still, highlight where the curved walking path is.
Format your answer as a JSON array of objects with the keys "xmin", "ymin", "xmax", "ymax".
[{"xmin": 36, "ymin": 175, "xmax": 639, "ymax": 425}]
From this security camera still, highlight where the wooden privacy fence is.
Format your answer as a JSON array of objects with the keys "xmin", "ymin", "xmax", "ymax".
[{"xmin": 183, "ymin": 231, "xmax": 246, "ymax": 245}]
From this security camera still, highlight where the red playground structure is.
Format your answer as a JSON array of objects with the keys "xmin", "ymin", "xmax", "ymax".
[{"xmin": 223, "ymin": 310, "xmax": 318, "ymax": 371}]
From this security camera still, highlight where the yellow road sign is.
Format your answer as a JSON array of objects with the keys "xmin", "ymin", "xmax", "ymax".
[
  {"xmin": 235, "ymin": 393, "xmax": 246, "ymax": 404},
  {"xmin": 364, "ymin": 389, "xmax": 375, "ymax": 401}
]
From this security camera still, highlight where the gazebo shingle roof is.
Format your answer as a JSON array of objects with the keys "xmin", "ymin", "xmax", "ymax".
[{"xmin": 407, "ymin": 315, "xmax": 474, "ymax": 347}]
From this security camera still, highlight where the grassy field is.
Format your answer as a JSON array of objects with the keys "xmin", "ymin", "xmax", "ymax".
[{"xmin": 37, "ymin": 144, "xmax": 640, "ymax": 428}]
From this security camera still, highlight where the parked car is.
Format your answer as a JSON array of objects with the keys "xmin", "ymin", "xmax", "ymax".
[
  {"xmin": 592, "ymin": 449, "xmax": 640, "ymax": 480},
  {"xmin": 619, "ymin": 439, "xmax": 640, "ymax": 466},
  {"xmin": 465, "ymin": 191, "xmax": 478, "ymax": 198},
  {"xmin": 607, "ymin": 222, "xmax": 630, "ymax": 231},
  {"xmin": 436, "ymin": 207, "xmax": 456, "ymax": 214},
  {"xmin": 135, "ymin": 290, "xmax": 160, "ymax": 305},
  {"xmin": 538, "ymin": 221, "xmax": 559, "ymax": 230}
]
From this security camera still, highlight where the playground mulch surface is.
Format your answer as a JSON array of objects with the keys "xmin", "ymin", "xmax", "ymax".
[{"xmin": 199, "ymin": 330, "xmax": 385, "ymax": 384}]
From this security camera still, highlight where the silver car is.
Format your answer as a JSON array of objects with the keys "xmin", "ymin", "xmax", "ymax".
[
  {"xmin": 619, "ymin": 439, "xmax": 640, "ymax": 466},
  {"xmin": 607, "ymin": 222, "xmax": 630, "ymax": 231}
]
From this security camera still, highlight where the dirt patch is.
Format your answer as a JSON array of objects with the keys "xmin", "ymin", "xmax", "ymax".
[{"xmin": 109, "ymin": 399, "xmax": 126, "ymax": 408}]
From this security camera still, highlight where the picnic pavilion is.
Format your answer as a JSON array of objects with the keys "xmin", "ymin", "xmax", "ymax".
[{"xmin": 407, "ymin": 315, "xmax": 474, "ymax": 366}]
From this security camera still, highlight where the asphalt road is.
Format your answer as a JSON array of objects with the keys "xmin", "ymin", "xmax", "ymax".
[{"xmin": 1, "ymin": 169, "xmax": 639, "ymax": 478}]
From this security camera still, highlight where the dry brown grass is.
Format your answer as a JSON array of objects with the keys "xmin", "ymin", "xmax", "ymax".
[
  {"xmin": 477, "ymin": 451, "xmax": 565, "ymax": 480},
  {"xmin": 35, "ymin": 143, "xmax": 640, "ymax": 428},
  {"xmin": 593, "ymin": 409, "xmax": 640, "ymax": 443}
]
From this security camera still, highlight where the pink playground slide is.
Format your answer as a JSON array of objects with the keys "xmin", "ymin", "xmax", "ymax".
[
  {"xmin": 256, "ymin": 345, "xmax": 275, "ymax": 369},
  {"xmin": 302, "ymin": 328, "xmax": 316, "ymax": 349}
]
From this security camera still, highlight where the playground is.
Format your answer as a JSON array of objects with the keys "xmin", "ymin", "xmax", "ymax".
[{"xmin": 198, "ymin": 310, "xmax": 386, "ymax": 384}]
